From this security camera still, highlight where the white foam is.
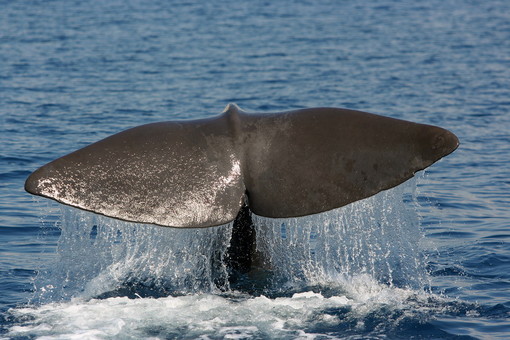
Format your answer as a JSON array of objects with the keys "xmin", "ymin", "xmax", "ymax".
[{"xmin": 10, "ymin": 277, "xmax": 431, "ymax": 340}]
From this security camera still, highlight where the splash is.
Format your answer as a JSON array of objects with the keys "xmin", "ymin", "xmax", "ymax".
[
  {"xmin": 33, "ymin": 209, "xmax": 233, "ymax": 303},
  {"xmin": 7, "ymin": 179, "xmax": 458, "ymax": 339}
]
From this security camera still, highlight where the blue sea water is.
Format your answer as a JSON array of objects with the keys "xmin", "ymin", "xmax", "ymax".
[{"xmin": 1, "ymin": 0, "xmax": 509, "ymax": 338}]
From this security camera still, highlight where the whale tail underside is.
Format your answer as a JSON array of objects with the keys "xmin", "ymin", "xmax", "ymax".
[{"xmin": 25, "ymin": 105, "xmax": 459, "ymax": 228}]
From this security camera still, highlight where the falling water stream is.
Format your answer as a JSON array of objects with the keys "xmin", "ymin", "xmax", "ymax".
[{"xmin": 30, "ymin": 178, "xmax": 425, "ymax": 303}]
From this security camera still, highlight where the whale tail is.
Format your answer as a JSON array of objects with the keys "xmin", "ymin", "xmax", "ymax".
[{"xmin": 25, "ymin": 104, "xmax": 459, "ymax": 228}]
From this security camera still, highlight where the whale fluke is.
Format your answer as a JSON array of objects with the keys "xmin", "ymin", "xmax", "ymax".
[{"xmin": 25, "ymin": 104, "xmax": 459, "ymax": 228}]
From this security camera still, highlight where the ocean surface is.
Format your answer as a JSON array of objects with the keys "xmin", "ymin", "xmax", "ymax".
[{"xmin": 1, "ymin": 0, "xmax": 509, "ymax": 339}]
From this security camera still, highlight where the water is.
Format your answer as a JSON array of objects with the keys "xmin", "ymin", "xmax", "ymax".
[{"xmin": 1, "ymin": 0, "xmax": 509, "ymax": 338}]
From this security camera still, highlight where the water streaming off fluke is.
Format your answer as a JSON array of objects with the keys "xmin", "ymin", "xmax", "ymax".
[
  {"xmin": 32, "ymin": 179, "xmax": 426, "ymax": 303},
  {"xmin": 9, "ymin": 179, "xmax": 456, "ymax": 339}
]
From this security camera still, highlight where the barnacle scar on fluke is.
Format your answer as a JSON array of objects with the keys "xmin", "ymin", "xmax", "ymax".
[{"xmin": 25, "ymin": 104, "xmax": 459, "ymax": 275}]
